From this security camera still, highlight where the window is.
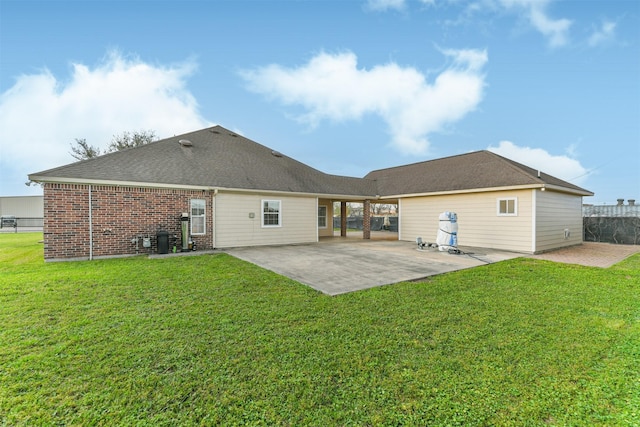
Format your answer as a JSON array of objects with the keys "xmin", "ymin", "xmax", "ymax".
[
  {"xmin": 262, "ymin": 200, "xmax": 281, "ymax": 227},
  {"xmin": 190, "ymin": 199, "xmax": 206, "ymax": 235},
  {"xmin": 497, "ymin": 198, "xmax": 517, "ymax": 216},
  {"xmin": 318, "ymin": 205, "xmax": 328, "ymax": 228}
]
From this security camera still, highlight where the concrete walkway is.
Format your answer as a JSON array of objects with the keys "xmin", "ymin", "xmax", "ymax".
[{"xmin": 225, "ymin": 240, "xmax": 521, "ymax": 295}]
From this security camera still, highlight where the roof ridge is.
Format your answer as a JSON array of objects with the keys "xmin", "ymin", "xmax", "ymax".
[
  {"xmin": 482, "ymin": 150, "xmax": 545, "ymax": 184},
  {"xmin": 365, "ymin": 150, "xmax": 485, "ymax": 176}
]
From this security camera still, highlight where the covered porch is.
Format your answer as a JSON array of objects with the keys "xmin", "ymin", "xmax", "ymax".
[{"xmin": 319, "ymin": 198, "xmax": 399, "ymax": 241}]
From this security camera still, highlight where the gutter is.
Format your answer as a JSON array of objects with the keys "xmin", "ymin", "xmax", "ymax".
[
  {"xmin": 379, "ymin": 183, "xmax": 593, "ymax": 199},
  {"xmin": 27, "ymin": 176, "xmax": 216, "ymax": 192},
  {"xmin": 28, "ymin": 176, "xmax": 378, "ymax": 200}
]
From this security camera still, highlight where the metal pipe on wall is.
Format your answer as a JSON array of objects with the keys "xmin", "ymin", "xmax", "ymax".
[{"xmin": 88, "ymin": 185, "xmax": 93, "ymax": 260}]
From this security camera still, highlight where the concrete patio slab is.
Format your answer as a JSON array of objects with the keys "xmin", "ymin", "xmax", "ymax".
[{"xmin": 225, "ymin": 240, "xmax": 521, "ymax": 296}]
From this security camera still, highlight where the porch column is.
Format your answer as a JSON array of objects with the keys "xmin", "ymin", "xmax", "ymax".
[
  {"xmin": 340, "ymin": 201, "xmax": 347, "ymax": 237},
  {"xmin": 363, "ymin": 199, "xmax": 371, "ymax": 240}
]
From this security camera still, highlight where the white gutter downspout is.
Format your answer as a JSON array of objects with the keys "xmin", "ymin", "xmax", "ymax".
[
  {"xmin": 212, "ymin": 189, "xmax": 218, "ymax": 249},
  {"xmin": 89, "ymin": 185, "xmax": 93, "ymax": 261},
  {"xmin": 531, "ymin": 188, "xmax": 537, "ymax": 254}
]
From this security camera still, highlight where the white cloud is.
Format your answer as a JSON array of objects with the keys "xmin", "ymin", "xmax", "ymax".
[
  {"xmin": 366, "ymin": 0, "xmax": 406, "ymax": 12},
  {"xmin": 0, "ymin": 51, "xmax": 210, "ymax": 193},
  {"xmin": 588, "ymin": 20, "xmax": 616, "ymax": 47},
  {"xmin": 386, "ymin": 0, "xmax": 572, "ymax": 48},
  {"xmin": 498, "ymin": 0, "xmax": 572, "ymax": 47},
  {"xmin": 488, "ymin": 141, "xmax": 589, "ymax": 185},
  {"xmin": 240, "ymin": 48, "xmax": 487, "ymax": 155}
]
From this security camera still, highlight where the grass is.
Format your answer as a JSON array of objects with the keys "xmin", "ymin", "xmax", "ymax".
[{"xmin": 1, "ymin": 233, "xmax": 639, "ymax": 426}]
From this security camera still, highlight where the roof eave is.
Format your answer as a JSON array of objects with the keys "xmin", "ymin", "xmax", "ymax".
[
  {"xmin": 380, "ymin": 183, "xmax": 593, "ymax": 199},
  {"xmin": 213, "ymin": 187, "xmax": 376, "ymax": 199},
  {"xmin": 30, "ymin": 176, "xmax": 592, "ymax": 199},
  {"xmin": 27, "ymin": 176, "xmax": 216, "ymax": 192},
  {"xmin": 543, "ymin": 183, "xmax": 594, "ymax": 197},
  {"xmin": 29, "ymin": 176, "xmax": 377, "ymax": 199}
]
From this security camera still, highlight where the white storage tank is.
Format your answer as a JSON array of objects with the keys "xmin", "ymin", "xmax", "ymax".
[{"xmin": 436, "ymin": 211, "xmax": 458, "ymax": 251}]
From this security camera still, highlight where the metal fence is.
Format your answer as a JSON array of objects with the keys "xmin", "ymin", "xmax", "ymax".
[
  {"xmin": 333, "ymin": 216, "xmax": 398, "ymax": 232},
  {"xmin": 583, "ymin": 205, "xmax": 640, "ymax": 245},
  {"xmin": 0, "ymin": 217, "xmax": 44, "ymax": 233}
]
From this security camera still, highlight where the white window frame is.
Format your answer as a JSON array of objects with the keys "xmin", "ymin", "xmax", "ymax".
[
  {"xmin": 318, "ymin": 205, "xmax": 328, "ymax": 228},
  {"xmin": 497, "ymin": 197, "xmax": 518, "ymax": 216},
  {"xmin": 262, "ymin": 199, "xmax": 282, "ymax": 227},
  {"xmin": 190, "ymin": 199, "xmax": 206, "ymax": 235}
]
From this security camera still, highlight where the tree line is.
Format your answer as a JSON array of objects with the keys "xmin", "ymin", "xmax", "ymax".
[
  {"xmin": 26, "ymin": 130, "xmax": 157, "ymax": 187},
  {"xmin": 70, "ymin": 130, "xmax": 157, "ymax": 161}
]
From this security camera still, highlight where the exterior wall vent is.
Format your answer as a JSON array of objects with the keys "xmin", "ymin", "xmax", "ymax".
[{"xmin": 179, "ymin": 139, "xmax": 193, "ymax": 147}]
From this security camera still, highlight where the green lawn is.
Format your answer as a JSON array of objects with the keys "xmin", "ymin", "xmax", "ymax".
[{"xmin": 1, "ymin": 233, "xmax": 639, "ymax": 426}]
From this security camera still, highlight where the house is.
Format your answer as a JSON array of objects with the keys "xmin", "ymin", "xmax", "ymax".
[
  {"xmin": 29, "ymin": 126, "xmax": 593, "ymax": 260},
  {"xmin": 365, "ymin": 152, "xmax": 592, "ymax": 253}
]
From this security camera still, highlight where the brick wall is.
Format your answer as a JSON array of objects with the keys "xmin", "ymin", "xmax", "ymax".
[{"xmin": 43, "ymin": 183, "xmax": 213, "ymax": 260}]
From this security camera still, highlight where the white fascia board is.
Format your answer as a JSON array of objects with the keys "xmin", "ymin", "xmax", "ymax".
[
  {"xmin": 220, "ymin": 188, "xmax": 376, "ymax": 199},
  {"xmin": 379, "ymin": 184, "xmax": 590, "ymax": 199},
  {"xmin": 542, "ymin": 184, "xmax": 594, "ymax": 197},
  {"xmin": 29, "ymin": 176, "xmax": 216, "ymax": 191}
]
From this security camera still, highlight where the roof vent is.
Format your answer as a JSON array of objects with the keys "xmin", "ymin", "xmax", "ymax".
[
  {"xmin": 179, "ymin": 139, "xmax": 193, "ymax": 147},
  {"xmin": 271, "ymin": 150, "xmax": 283, "ymax": 158}
]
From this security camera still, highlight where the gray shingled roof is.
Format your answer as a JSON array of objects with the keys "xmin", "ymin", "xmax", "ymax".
[
  {"xmin": 30, "ymin": 126, "xmax": 592, "ymax": 197},
  {"xmin": 365, "ymin": 150, "xmax": 592, "ymax": 196},
  {"xmin": 30, "ymin": 126, "xmax": 377, "ymax": 197}
]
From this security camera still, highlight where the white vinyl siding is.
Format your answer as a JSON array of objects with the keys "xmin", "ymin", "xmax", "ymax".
[
  {"xmin": 190, "ymin": 199, "xmax": 206, "ymax": 235},
  {"xmin": 214, "ymin": 192, "xmax": 317, "ymax": 248},
  {"xmin": 534, "ymin": 190, "xmax": 584, "ymax": 252},
  {"xmin": 399, "ymin": 190, "xmax": 533, "ymax": 253}
]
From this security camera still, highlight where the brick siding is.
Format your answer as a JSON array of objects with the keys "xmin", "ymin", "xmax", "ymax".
[
  {"xmin": 363, "ymin": 199, "xmax": 371, "ymax": 239},
  {"xmin": 43, "ymin": 183, "xmax": 213, "ymax": 260}
]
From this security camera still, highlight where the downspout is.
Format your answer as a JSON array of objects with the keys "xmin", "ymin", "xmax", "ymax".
[
  {"xmin": 212, "ymin": 189, "xmax": 218, "ymax": 249},
  {"xmin": 531, "ymin": 188, "xmax": 537, "ymax": 254},
  {"xmin": 89, "ymin": 184, "xmax": 93, "ymax": 260}
]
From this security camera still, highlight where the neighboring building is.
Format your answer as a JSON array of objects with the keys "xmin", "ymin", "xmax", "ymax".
[
  {"xmin": 29, "ymin": 126, "xmax": 593, "ymax": 261},
  {"xmin": 0, "ymin": 195, "xmax": 44, "ymax": 218},
  {"xmin": 0, "ymin": 196, "xmax": 44, "ymax": 228}
]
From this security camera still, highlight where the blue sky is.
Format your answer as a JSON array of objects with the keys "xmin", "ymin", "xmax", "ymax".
[{"xmin": 1, "ymin": 0, "xmax": 638, "ymax": 204}]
